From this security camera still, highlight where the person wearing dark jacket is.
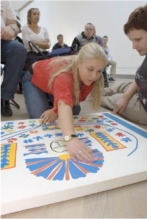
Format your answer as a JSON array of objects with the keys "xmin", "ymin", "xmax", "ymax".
[{"xmin": 52, "ymin": 34, "xmax": 68, "ymax": 50}]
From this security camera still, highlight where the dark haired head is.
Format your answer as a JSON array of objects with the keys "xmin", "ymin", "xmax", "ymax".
[
  {"xmin": 57, "ymin": 34, "xmax": 63, "ymax": 39},
  {"xmin": 124, "ymin": 4, "xmax": 147, "ymax": 34}
]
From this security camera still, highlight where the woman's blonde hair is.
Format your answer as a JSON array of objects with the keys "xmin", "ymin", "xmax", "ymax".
[{"xmin": 47, "ymin": 42, "xmax": 108, "ymax": 110}]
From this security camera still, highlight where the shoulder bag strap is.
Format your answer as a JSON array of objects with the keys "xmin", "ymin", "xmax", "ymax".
[{"xmin": 28, "ymin": 41, "xmax": 46, "ymax": 58}]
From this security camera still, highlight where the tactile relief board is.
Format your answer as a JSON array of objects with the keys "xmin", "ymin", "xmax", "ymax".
[{"xmin": 1, "ymin": 112, "xmax": 147, "ymax": 215}]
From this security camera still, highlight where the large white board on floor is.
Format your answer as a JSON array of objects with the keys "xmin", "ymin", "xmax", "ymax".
[{"xmin": 1, "ymin": 112, "xmax": 147, "ymax": 215}]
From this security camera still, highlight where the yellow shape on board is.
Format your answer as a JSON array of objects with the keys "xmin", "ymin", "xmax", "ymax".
[{"xmin": 59, "ymin": 154, "xmax": 71, "ymax": 161}]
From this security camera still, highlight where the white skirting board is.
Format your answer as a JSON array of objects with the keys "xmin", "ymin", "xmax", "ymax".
[{"xmin": 1, "ymin": 112, "xmax": 147, "ymax": 215}]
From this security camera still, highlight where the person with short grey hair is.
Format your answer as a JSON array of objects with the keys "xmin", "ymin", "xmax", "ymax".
[{"xmin": 71, "ymin": 23, "xmax": 97, "ymax": 52}]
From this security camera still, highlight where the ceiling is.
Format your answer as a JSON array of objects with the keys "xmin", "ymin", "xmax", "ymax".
[{"xmin": 13, "ymin": 1, "xmax": 33, "ymax": 12}]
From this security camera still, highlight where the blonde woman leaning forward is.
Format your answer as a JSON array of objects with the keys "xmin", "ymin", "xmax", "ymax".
[
  {"xmin": 22, "ymin": 42, "xmax": 108, "ymax": 162},
  {"xmin": 101, "ymin": 4, "xmax": 147, "ymax": 125}
]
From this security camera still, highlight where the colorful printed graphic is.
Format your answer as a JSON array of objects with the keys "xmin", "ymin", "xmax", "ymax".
[
  {"xmin": 1, "ymin": 143, "xmax": 17, "ymax": 170},
  {"xmin": 91, "ymin": 132, "xmax": 126, "ymax": 151},
  {"xmin": 24, "ymin": 143, "xmax": 48, "ymax": 156},
  {"xmin": 1, "ymin": 113, "xmax": 146, "ymax": 180},
  {"xmin": 25, "ymin": 149, "xmax": 104, "ymax": 180}
]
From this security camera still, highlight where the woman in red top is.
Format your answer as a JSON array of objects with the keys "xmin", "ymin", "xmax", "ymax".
[{"xmin": 22, "ymin": 42, "xmax": 108, "ymax": 161}]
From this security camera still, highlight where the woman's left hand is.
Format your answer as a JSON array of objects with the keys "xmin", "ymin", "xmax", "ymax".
[{"xmin": 40, "ymin": 109, "xmax": 57, "ymax": 123}]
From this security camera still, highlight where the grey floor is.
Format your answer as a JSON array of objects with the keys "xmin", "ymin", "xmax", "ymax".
[{"xmin": 1, "ymin": 79, "xmax": 147, "ymax": 130}]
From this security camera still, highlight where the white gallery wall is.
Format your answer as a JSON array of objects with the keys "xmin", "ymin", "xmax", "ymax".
[{"xmin": 18, "ymin": 1, "xmax": 146, "ymax": 75}]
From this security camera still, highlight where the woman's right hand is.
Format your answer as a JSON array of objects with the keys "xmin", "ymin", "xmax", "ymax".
[
  {"xmin": 40, "ymin": 109, "xmax": 57, "ymax": 124},
  {"xmin": 66, "ymin": 137, "xmax": 96, "ymax": 162},
  {"xmin": 113, "ymin": 95, "xmax": 129, "ymax": 114}
]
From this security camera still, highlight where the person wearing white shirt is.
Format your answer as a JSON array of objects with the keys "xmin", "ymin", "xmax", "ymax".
[{"xmin": 22, "ymin": 8, "xmax": 51, "ymax": 53}]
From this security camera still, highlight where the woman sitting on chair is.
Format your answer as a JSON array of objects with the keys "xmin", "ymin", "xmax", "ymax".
[{"xmin": 22, "ymin": 8, "xmax": 51, "ymax": 55}]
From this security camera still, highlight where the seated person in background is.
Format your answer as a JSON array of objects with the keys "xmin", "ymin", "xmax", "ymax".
[
  {"xmin": 52, "ymin": 34, "xmax": 68, "ymax": 50},
  {"xmin": 22, "ymin": 8, "xmax": 51, "ymax": 54},
  {"xmin": 71, "ymin": 23, "xmax": 97, "ymax": 52},
  {"xmin": 22, "ymin": 42, "xmax": 108, "ymax": 161},
  {"xmin": 92, "ymin": 25, "xmax": 103, "ymax": 47},
  {"xmin": 92, "ymin": 26, "xmax": 109, "ymax": 87},
  {"xmin": 103, "ymin": 67, "xmax": 109, "ymax": 88},
  {"xmin": 101, "ymin": 4, "xmax": 147, "ymax": 125},
  {"xmin": 102, "ymin": 36, "xmax": 117, "ymax": 82},
  {"xmin": 1, "ymin": 0, "xmax": 27, "ymax": 117}
]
